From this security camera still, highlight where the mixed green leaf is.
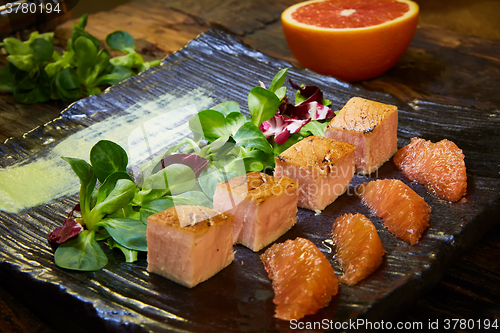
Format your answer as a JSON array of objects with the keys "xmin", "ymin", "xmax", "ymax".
[
  {"xmin": 48, "ymin": 67, "xmax": 336, "ymax": 271},
  {"xmin": 0, "ymin": 14, "xmax": 160, "ymax": 104}
]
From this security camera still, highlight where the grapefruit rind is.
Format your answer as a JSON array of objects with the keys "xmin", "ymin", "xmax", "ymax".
[
  {"xmin": 281, "ymin": 0, "xmax": 419, "ymax": 81},
  {"xmin": 282, "ymin": 0, "xmax": 419, "ymax": 32}
]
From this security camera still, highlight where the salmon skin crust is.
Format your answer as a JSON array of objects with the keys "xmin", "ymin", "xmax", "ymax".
[{"xmin": 260, "ymin": 237, "xmax": 339, "ymax": 320}]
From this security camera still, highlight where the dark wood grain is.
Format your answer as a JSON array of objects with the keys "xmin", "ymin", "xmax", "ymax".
[
  {"xmin": 396, "ymin": 222, "xmax": 500, "ymax": 331},
  {"xmin": 162, "ymin": 0, "xmax": 297, "ymax": 35},
  {"xmin": 361, "ymin": 26, "xmax": 500, "ymax": 110},
  {"xmin": 0, "ymin": 285, "xmax": 57, "ymax": 333},
  {"xmin": 0, "ymin": 94, "xmax": 69, "ymax": 143}
]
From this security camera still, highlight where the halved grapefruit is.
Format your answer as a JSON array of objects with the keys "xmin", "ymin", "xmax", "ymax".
[{"xmin": 281, "ymin": 0, "xmax": 419, "ymax": 82}]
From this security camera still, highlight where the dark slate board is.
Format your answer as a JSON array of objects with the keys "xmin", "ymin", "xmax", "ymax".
[{"xmin": 0, "ymin": 30, "xmax": 499, "ymax": 332}]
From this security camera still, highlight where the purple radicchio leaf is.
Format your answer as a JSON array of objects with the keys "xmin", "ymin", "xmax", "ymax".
[
  {"xmin": 289, "ymin": 79, "xmax": 324, "ymax": 104},
  {"xmin": 282, "ymin": 79, "xmax": 335, "ymax": 120},
  {"xmin": 284, "ymin": 101, "xmax": 335, "ymax": 121},
  {"xmin": 259, "ymin": 114, "xmax": 310, "ymax": 145},
  {"xmin": 47, "ymin": 204, "xmax": 83, "ymax": 251},
  {"xmin": 161, "ymin": 153, "xmax": 209, "ymax": 178}
]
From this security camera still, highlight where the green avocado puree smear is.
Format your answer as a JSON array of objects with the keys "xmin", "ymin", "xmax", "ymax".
[{"xmin": 0, "ymin": 87, "xmax": 214, "ymax": 213}]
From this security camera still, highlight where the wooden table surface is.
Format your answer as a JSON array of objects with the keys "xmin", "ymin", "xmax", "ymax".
[{"xmin": 1, "ymin": 0, "xmax": 499, "ymax": 332}]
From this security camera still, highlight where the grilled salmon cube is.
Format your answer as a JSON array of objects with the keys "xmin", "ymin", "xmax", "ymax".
[
  {"xmin": 274, "ymin": 136, "xmax": 356, "ymax": 213},
  {"xmin": 213, "ymin": 172, "xmax": 299, "ymax": 252},
  {"xmin": 324, "ymin": 97, "xmax": 398, "ymax": 175},
  {"xmin": 146, "ymin": 205, "xmax": 234, "ymax": 288}
]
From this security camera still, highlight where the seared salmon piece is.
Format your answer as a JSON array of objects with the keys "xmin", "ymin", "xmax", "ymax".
[
  {"xmin": 213, "ymin": 172, "xmax": 299, "ymax": 252},
  {"xmin": 274, "ymin": 136, "xmax": 356, "ymax": 213},
  {"xmin": 261, "ymin": 237, "xmax": 339, "ymax": 320},
  {"xmin": 393, "ymin": 137, "xmax": 467, "ymax": 202},
  {"xmin": 324, "ymin": 97, "xmax": 398, "ymax": 175},
  {"xmin": 332, "ymin": 213, "xmax": 385, "ymax": 285},
  {"xmin": 357, "ymin": 179, "xmax": 431, "ymax": 245},
  {"xmin": 147, "ymin": 205, "xmax": 234, "ymax": 288}
]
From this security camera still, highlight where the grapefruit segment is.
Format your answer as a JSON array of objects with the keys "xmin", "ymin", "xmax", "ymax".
[
  {"xmin": 357, "ymin": 179, "xmax": 431, "ymax": 245},
  {"xmin": 393, "ymin": 137, "xmax": 467, "ymax": 202},
  {"xmin": 281, "ymin": 0, "xmax": 419, "ymax": 82},
  {"xmin": 332, "ymin": 213, "xmax": 385, "ymax": 285},
  {"xmin": 260, "ymin": 237, "xmax": 338, "ymax": 320}
]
